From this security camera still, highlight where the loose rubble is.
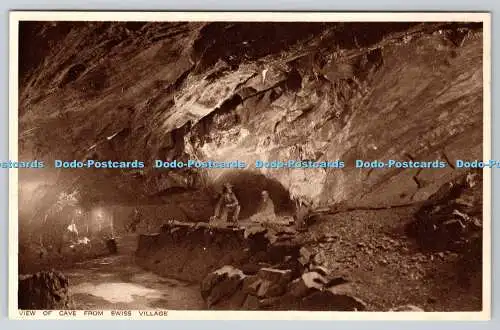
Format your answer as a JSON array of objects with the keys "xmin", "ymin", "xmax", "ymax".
[
  {"xmin": 407, "ymin": 170, "xmax": 482, "ymax": 253},
  {"xmin": 200, "ymin": 218, "xmax": 366, "ymax": 311},
  {"xmin": 18, "ymin": 270, "xmax": 73, "ymax": 309}
]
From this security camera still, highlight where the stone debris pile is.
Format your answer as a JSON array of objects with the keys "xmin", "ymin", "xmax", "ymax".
[
  {"xmin": 406, "ymin": 170, "xmax": 482, "ymax": 252},
  {"xmin": 200, "ymin": 221, "xmax": 367, "ymax": 311}
]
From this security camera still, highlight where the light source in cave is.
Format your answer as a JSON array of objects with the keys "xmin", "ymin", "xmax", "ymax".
[{"xmin": 89, "ymin": 207, "xmax": 114, "ymax": 237}]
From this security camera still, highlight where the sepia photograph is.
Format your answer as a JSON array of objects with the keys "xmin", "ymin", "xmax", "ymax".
[{"xmin": 9, "ymin": 11, "xmax": 491, "ymax": 320}]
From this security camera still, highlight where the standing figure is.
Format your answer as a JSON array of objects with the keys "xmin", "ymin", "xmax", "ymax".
[
  {"xmin": 128, "ymin": 208, "xmax": 141, "ymax": 233},
  {"xmin": 294, "ymin": 196, "xmax": 311, "ymax": 232},
  {"xmin": 213, "ymin": 183, "xmax": 240, "ymax": 224},
  {"xmin": 66, "ymin": 221, "xmax": 79, "ymax": 243},
  {"xmin": 250, "ymin": 190, "xmax": 277, "ymax": 223}
]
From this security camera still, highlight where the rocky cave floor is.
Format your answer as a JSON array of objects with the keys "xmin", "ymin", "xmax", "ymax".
[
  {"xmin": 301, "ymin": 206, "xmax": 482, "ymax": 312},
  {"xmin": 193, "ymin": 203, "xmax": 481, "ymax": 312},
  {"xmin": 19, "ymin": 199, "xmax": 482, "ymax": 312}
]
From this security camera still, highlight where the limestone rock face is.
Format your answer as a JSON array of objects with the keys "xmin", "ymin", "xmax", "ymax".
[
  {"xmin": 18, "ymin": 271, "xmax": 72, "ymax": 309},
  {"xmin": 19, "ymin": 22, "xmax": 483, "ymax": 213}
]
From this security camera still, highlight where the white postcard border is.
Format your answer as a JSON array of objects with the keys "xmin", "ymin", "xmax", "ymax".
[{"xmin": 8, "ymin": 11, "xmax": 492, "ymax": 321}]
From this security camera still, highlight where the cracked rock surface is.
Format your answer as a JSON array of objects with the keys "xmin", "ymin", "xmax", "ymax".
[{"xmin": 19, "ymin": 22, "xmax": 483, "ymax": 210}]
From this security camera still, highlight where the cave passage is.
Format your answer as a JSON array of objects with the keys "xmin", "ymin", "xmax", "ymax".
[{"xmin": 213, "ymin": 170, "xmax": 296, "ymax": 219}]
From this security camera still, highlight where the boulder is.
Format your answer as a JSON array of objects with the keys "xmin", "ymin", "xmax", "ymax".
[
  {"xmin": 266, "ymin": 283, "xmax": 288, "ymax": 298},
  {"xmin": 308, "ymin": 265, "xmax": 350, "ymax": 287},
  {"xmin": 325, "ymin": 276, "xmax": 350, "ymax": 288},
  {"xmin": 275, "ymin": 257, "xmax": 304, "ymax": 279},
  {"xmin": 299, "ymin": 246, "xmax": 313, "ymax": 266},
  {"xmin": 288, "ymin": 271, "xmax": 327, "ymax": 298},
  {"xmin": 211, "ymin": 288, "xmax": 248, "ymax": 310},
  {"xmin": 251, "ymin": 276, "xmax": 363, "ymax": 311},
  {"xmin": 257, "ymin": 268, "xmax": 292, "ymax": 285},
  {"xmin": 242, "ymin": 295, "xmax": 260, "ymax": 310},
  {"xmin": 200, "ymin": 265, "xmax": 246, "ymax": 307},
  {"xmin": 301, "ymin": 285, "xmax": 367, "ymax": 311},
  {"xmin": 242, "ymin": 275, "xmax": 263, "ymax": 295},
  {"xmin": 241, "ymin": 268, "xmax": 295, "ymax": 300},
  {"xmin": 259, "ymin": 296, "xmax": 285, "ymax": 309},
  {"xmin": 256, "ymin": 280, "xmax": 273, "ymax": 297},
  {"xmin": 310, "ymin": 265, "xmax": 330, "ymax": 277},
  {"xmin": 241, "ymin": 263, "xmax": 262, "ymax": 275},
  {"xmin": 267, "ymin": 241, "xmax": 302, "ymax": 264},
  {"xmin": 256, "ymin": 280, "xmax": 288, "ymax": 298},
  {"xmin": 18, "ymin": 271, "xmax": 72, "ymax": 309}
]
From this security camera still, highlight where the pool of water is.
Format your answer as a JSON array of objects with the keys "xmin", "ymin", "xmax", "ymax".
[{"xmin": 67, "ymin": 255, "xmax": 204, "ymax": 310}]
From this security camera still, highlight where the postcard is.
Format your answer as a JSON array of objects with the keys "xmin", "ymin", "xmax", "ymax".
[{"xmin": 8, "ymin": 11, "xmax": 491, "ymax": 320}]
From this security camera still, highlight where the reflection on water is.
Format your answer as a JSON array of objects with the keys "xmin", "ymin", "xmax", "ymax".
[
  {"xmin": 71, "ymin": 282, "xmax": 163, "ymax": 304},
  {"xmin": 66, "ymin": 254, "xmax": 204, "ymax": 309},
  {"xmin": 130, "ymin": 273, "xmax": 187, "ymax": 287},
  {"xmin": 66, "ymin": 239, "xmax": 204, "ymax": 310}
]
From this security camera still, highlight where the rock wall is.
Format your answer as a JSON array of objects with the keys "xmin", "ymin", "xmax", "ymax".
[
  {"xmin": 135, "ymin": 221, "xmax": 302, "ymax": 283},
  {"xmin": 19, "ymin": 22, "xmax": 484, "ymax": 211},
  {"xmin": 136, "ymin": 223, "xmax": 249, "ymax": 282}
]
